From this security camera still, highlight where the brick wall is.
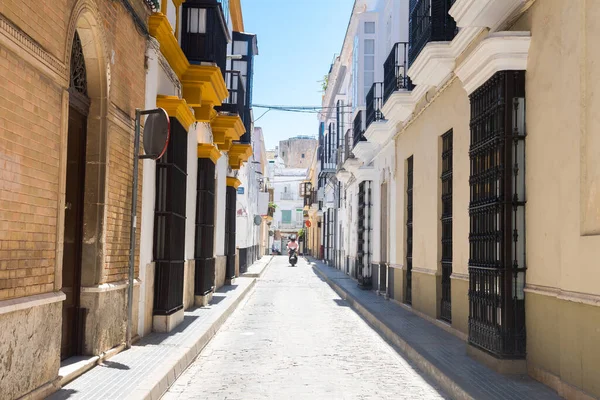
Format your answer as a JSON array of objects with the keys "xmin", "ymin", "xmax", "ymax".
[
  {"xmin": 0, "ymin": 0, "xmax": 150, "ymax": 299},
  {"xmin": 0, "ymin": 45, "xmax": 63, "ymax": 300}
]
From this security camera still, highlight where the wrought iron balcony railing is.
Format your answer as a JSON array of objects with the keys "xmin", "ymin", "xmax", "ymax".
[
  {"xmin": 280, "ymin": 192, "xmax": 296, "ymax": 200},
  {"xmin": 216, "ymin": 70, "xmax": 245, "ymax": 116},
  {"xmin": 366, "ymin": 82, "xmax": 384, "ymax": 129},
  {"xmin": 353, "ymin": 110, "xmax": 365, "ymax": 148},
  {"xmin": 408, "ymin": 0, "xmax": 457, "ymax": 67},
  {"xmin": 383, "ymin": 42, "xmax": 412, "ymax": 103},
  {"xmin": 181, "ymin": 0, "xmax": 228, "ymax": 75}
]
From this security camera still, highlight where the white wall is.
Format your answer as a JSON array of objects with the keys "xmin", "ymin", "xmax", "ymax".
[
  {"xmin": 214, "ymin": 155, "xmax": 228, "ymax": 256},
  {"xmin": 138, "ymin": 39, "xmax": 185, "ymax": 336}
]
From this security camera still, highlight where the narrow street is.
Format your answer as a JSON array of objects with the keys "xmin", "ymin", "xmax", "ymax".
[{"xmin": 163, "ymin": 256, "xmax": 447, "ymax": 399}]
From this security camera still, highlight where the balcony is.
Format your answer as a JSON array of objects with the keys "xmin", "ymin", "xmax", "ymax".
[
  {"xmin": 280, "ymin": 192, "xmax": 296, "ymax": 201},
  {"xmin": 408, "ymin": 0, "xmax": 457, "ymax": 67},
  {"xmin": 181, "ymin": 0, "xmax": 229, "ymax": 75},
  {"xmin": 365, "ymin": 82, "xmax": 384, "ymax": 130},
  {"xmin": 304, "ymin": 189, "xmax": 317, "ymax": 208},
  {"xmin": 216, "ymin": 70, "xmax": 245, "ymax": 116},
  {"xmin": 353, "ymin": 110, "xmax": 365, "ymax": 148},
  {"xmin": 384, "ymin": 42, "xmax": 411, "ymax": 104},
  {"xmin": 278, "ymin": 222, "xmax": 304, "ymax": 230}
]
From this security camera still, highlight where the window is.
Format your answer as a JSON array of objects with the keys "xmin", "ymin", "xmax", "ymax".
[
  {"xmin": 302, "ymin": 153, "xmax": 305, "ymax": 158},
  {"xmin": 468, "ymin": 71, "xmax": 526, "ymax": 357},
  {"xmin": 282, "ymin": 151, "xmax": 285, "ymax": 157},
  {"xmin": 440, "ymin": 130, "xmax": 453, "ymax": 323},
  {"xmin": 406, "ymin": 156, "xmax": 413, "ymax": 305},
  {"xmin": 364, "ymin": 21, "xmax": 375, "ymax": 34},
  {"xmin": 364, "ymin": 39, "xmax": 375, "ymax": 99},
  {"xmin": 281, "ymin": 210, "xmax": 292, "ymax": 223},
  {"xmin": 187, "ymin": 8, "xmax": 207, "ymax": 33},
  {"xmin": 233, "ymin": 40, "xmax": 248, "ymax": 56}
]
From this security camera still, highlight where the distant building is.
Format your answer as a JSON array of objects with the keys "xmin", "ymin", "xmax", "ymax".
[{"xmin": 278, "ymin": 136, "xmax": 318, "ymax": 169}]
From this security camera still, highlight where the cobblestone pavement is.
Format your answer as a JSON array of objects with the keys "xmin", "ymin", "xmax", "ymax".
[{"xmin": 163, "ymin": 256, "xmax": 447, "ymax": 399}]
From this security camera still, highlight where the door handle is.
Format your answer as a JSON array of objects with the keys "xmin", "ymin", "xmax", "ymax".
[{"xmin": 65, "ymin": 202, "xmax": 72, "ymax": 210}]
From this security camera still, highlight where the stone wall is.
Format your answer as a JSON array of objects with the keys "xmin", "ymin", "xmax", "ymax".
[
  {"xmin": 0, "ymin": 298, "xmax": 62, "ymax": 399},
  {"xmin": 279, "ymin": 137, "xmax": 317, "ymax": 169}
]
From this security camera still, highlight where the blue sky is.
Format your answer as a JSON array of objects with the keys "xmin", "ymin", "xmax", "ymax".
[{"xmin": 242, "ymin": 0, "xmax": 354, "ymax": 150}]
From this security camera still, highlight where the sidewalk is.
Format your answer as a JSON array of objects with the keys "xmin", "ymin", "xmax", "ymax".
[
  {"xmin": 49, "ymin": 256, "xmax": 274, "ymax": 400},
  {"xmin": 241, "ymin": 255, "xmax": 273, "ymax": 278},
  {"xmin": 311, "ymin": 259, "xmax": 561, "ymax": 400}
]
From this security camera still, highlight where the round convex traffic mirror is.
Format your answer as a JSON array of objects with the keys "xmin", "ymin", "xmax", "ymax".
[{"xmin": 143, "ymin": 108, "xmax": 170, "ymax": 160}]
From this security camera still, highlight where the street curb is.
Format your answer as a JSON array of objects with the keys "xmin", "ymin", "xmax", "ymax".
[
  {"xmin": 131, "ymin": 278, "xmax": 257, "ymax": 400},
  {"xmin": 312, "ymin": 264, "xmax": 473, "ymax": 400},
  {"xmin": 241, "ymin": 255, "xmax": 274, "ymax": 278}
]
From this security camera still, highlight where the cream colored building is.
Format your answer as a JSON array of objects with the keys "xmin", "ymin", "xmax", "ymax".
[{"xmin": 325, "ymin": 0, "xmax": 600, "ymax": 398}]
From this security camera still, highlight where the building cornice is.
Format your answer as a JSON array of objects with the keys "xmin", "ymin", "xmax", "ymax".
[
  {"xmin": 226, "ymin": 177, "xmax": 242, "ymax": 189},
  {"xmin": 408, "ymin": 27, "xmax": 484, "ymax": 88},
  {"xmin": 455, "ymin": 32, "xmax": 531, "ymax": 95},
  {"xmin": 450, "ymin": 0, "xmax": 527, "ymax": 31},
  {"xmin": 197, "ymin": 143, "xmax": 222, "ymax": 164},
  {"xmin": 156, "ymin": 95, "xmax": 195, "ymax": 129}
]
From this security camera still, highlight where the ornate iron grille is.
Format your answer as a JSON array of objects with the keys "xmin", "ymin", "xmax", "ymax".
[
  {"xmin": 353, "ymin": 110, "xmax": 365, "ymax": 147},
  {"xmin": 383, "ymin": 42, "xmax": 411, "ymax": 103},
  {"xmin": 468, "ymin": 71, "xmax": 526, "ymax": 358},
  {"xmin": 440, "ymin": 130, "xmax": 453, "ymax": 322},
  {"xmin": 194, "ymin": 159, "xmax": 216, "ymax": 296},
  {"xmin": 225, "ymin": 186, "xmax": 236, "ymax": 279},
  {"xmin": 405, "ymin": 156, "xmax": 414, "ymax": 305},
  {"xmin": 153, "ymin": 119, "xmax": 187, "ymax": 315},
  {"xmin": 357, "ymin": 181, "xmax": 372, "ymax": 289},
  {"xmin": 366, "ymin": 82, "xmax": 384, "ymax": 129},
  {"xmin": 408, "ymin": 0, "xmax": 457, "ymax": 66},
  {"xmin": 70, "ymin": 32, "xmax": 88, "ymax": 96}
]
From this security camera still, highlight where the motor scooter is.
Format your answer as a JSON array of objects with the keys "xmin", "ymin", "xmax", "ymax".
[{"xmin": 288, "ymin": 248, "xmax": 298, "ymax": 266}]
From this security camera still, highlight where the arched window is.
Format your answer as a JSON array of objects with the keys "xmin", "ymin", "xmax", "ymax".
[{"xmin": 70, "ymin": 32, "xmax": 88, "ymax": 96}]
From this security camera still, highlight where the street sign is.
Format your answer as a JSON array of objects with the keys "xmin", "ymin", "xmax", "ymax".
[
  {"xmin": 237, "ymin": 187, "xmax": 245, "ymax": 194},
  {"xmin": 142, "ymin": 108, "xmax": 170, "ymax": 160}
]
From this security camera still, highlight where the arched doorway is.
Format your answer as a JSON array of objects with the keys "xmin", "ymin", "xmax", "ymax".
[{"xmin": 61, "ymin": 31, "xmax": 90, "ymax": 360}]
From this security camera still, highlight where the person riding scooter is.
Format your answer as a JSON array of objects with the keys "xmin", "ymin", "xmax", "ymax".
[{"xmin": 287, "ymin": 235, "xmax": 299, "ymax": 266}]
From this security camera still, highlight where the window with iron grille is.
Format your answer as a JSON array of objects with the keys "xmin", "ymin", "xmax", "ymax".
[
  {"xmin": 225, "ymin": 186, "xmax": 236, "ymax": 279},
  {"xmin": 405, "ymin": 156, "xmax": 413, "ymax": 305},
  {"xmin": 468, "ymin": 71, "xmax": 526, "ymax": 358},
  {"xmin": 153, "ymin": 118, "xmax": 187, "ymax": 316},
  {"xmin": 440, "ymin": 130, "xmax": 452, "ymax": 322},
  {"xmin": 357, "ymin": 181, "xmax": 372, "ymax": 289},
  {"xmin": 194, "ymin": 159, "xmax": 216, "ymax": 296}
]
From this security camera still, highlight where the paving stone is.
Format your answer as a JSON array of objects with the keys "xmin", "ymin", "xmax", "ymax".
[
  {"xmin": 164, "ymin": 256, "xmax": 448, "ymax": 399},
  {"xmin": 312, "ymin": 259, "xmax": 561, "ymax": 400},
  {"xmin": 48, "ymin": 274, "xmax": 256, "ymax": 400}
]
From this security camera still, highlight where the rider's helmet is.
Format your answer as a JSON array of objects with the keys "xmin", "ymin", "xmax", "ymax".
[{"xmin": 289, "ymin": 234, "xmax": 297, "ymax": 241}]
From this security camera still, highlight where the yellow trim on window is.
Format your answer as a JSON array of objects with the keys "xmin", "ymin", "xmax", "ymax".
[
  {"xmin": 197, "ymin": 143, "xmax": 222, "ymax": 164},
  {"xmin": 226, "ymin": 177, "xmax": 242, "ymax": 189},
  {"xmin": 228, "ymin": 143, "xmax": 252, "ymax": 170},
  {"xmin": 156, "ymin": 95, "xmax": 195, "ymax": 130}
]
